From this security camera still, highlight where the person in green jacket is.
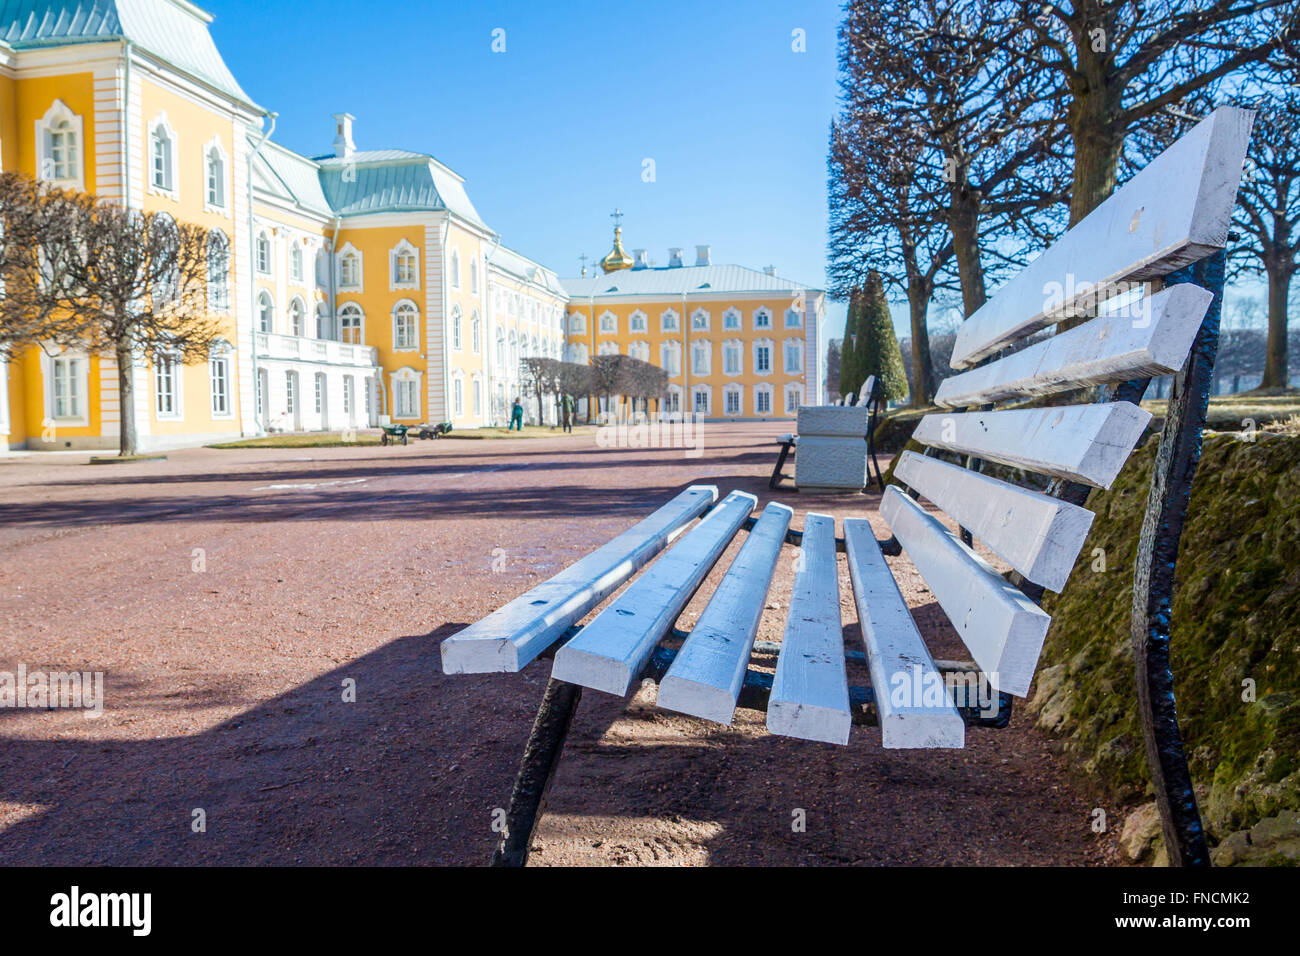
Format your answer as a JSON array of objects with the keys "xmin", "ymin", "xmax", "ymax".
[
  {"xmin": 561, "ymin": 393, "xmax": 574, "ymax": 433},
  {"xmin": 510, "ymin": 397, "xmax": 524, "ymax": 431}
]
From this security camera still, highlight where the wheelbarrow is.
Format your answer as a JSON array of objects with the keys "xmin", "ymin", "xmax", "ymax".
[{"xmin": 380, "ymin": 424, "xmax": 410, "ymax": 446}]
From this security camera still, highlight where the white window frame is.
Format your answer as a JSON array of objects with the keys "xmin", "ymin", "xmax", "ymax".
[
  {"xmin": 599, "ymin": 310, "xmax": 618, "ymax": 335},
  {"xmin": 691, "ymin": 307, "xmax": 710, "ymax": 332},
  {"xmin": 257, "ymin": 291, "xmax": 275, "ymax": 334},
  {"xmin": 256, "ymin": 230, "xmax": 273, "ymax": 276},
  {"xmin": 391, "ymin": 239, "xmax": 419, "ymax": 291},
  {"xmin": 393, "ymin": 299, "xmax": 419, "ymax": 351},
  {"xmin": 471, "ymin": 311, "xmax": 481, "ymax": 354},
  {"xmin": 723, "ymin": 384, "xmax": 742, "ymax": 417},
  {"xmin": 452, "ymin": 372, "xmax": 464, "ymax": 417},
  {"xmin": 207, "ymin": 230, "xmax": 231, "ymax": 313},
  {"xmin": 629, "ymin": 309, "xmax": 648, "ymax": 333},
  {"xmin": 722, "ymin": 307, "xmax": 742, "ymax": 331},
  {"xmin": 754, "ymin": 306, "xmax": 773, "ymax": 330},
  {"xmin": 568, "ymin": 312, "xmax": 586, "ymax": 335},
  {"xmin": 753, "ymin": 338, "xmax": 774, "ymax": 377},
  {"xmin": 451, "ymin": 305, "xmax": 463, "ymax": 351},
  {"xmin": 660, "ymin": 308, "xmax": 680, "ymax": 333},
  {"xmin": 722, "ymin": 339, "xmax": 743, "ymax": 377},
  {"xmin": 203, "ymin": 136, "xmax": 228, "ymax": 213},
  {"xmin": 391, "ymin": 367, "xmax": 422, "ymax": 420},
  {"xmin": 290, "ymin": 242, "xmax": 304, "ymax": 284},
  {"xmin": 42, "ymin": 349, "xmax": 90, "ymax": 426},
  {"xmin": 785, "ymin": 386, "xmax": 803, "ymax": 415},
  {"xmin": 147, "ymin": 111, "xmax": 179, "ymax": 201},
  {"xmin": 36, "ymin": 100, "xmax": 84, "ymax": 190},
  {"xmin": 691, "ymin": 340, "xmax": 711, "ymax": 377},
  {"xmin": 691, "ymin": 386, "xmax": 711, "ymax": 416},
  {"xmin": 289, "ymin": 296, "xmax": 308, "ymax": 337},
  {"xmin": 755, "ymin": 385, "xmax": 773, "ymax": 416},
  {"xmin": 314, "ymin": 372, "xmax": 325, "ymax": 415},
  {"xmin": 154, "ymin": 349, "xmax": 183, "ymax": 420},
  {"xmin": 470, "ymin": 257, "xmax": 479, "ymax": 294},
  {"xmin": 629, "ymin": 340, "xmax": 650, "ymax": 362},
  {"xmin": 450, "ymin": 249, "xmax": 461, "ymax": 290},
  {"xmin": 337, "ymin": 243, "xmax": 363, "ymax": 291},
  {"xmin": 472, "ymin": 373, "xmax": 483, "ymax": 417},
  {"xmin": 784, "ymin": 339, "xmax": 803, "ymax": 374},
  {"xmin": 209, "ymin": 344, "xmax": 233, "ymax": 419},
  {"xmin": 338, "ymin": 302, "xmax": 365, "ymax": 345},
  {"xmin": 660, "ymin": 341, "xmax": 682, "ymax": 378},
  {"xmin": 785, "ymin": 307, "xmax": 803, "ymax": 329}
]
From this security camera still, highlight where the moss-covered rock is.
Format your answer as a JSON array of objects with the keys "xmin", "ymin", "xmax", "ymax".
[{"xmin": 1033, "ymin": 431, "xmax": 1300, "ymax": 865}]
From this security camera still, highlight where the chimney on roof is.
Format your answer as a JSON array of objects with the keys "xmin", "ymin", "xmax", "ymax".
[
  {"xmin": 632, "ymin": 249, "xmax": 649, "ymax": 270},
  {"xmin": 332, "ymin": 112, "xmax": 356, "ymax": 160},
  {"xmin": 667, "ymin": 247, "xmax": 684, "ymax": 268},
  {"xmin": 763, "ymin": 265, "xmax": 776, "ymax": 276},
  {"xmin": 695, "ymin": 245, "xmax": 711, "ymax": 267}
]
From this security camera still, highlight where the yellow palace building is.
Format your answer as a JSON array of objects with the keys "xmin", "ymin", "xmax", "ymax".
[
  {"xmin": 0, "ymin": 0, "xmax": 818, "ymax": 452},
  {"xmin": 561, "ymin": 228, "xmax": 825, "ymax": 421}
]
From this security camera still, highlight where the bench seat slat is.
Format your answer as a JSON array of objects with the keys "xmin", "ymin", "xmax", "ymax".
[
  {"xmin": 440, "ymin": 485, "xmax": 718, "ymax": 674},
  {"xmin": 950, "ymin": 106, "xmax": 1252, "ymax": 369},
  {"xmin": 911, "ymin": 402, "xmax": 1151, "ymax": 489},
  {"xmin": 893, "ymin": 451, "xmax": 1095, "ymax": 593},
  {"xmin": 935, "ymin": 284, "xmax": 1213, "ymax": 409},
  {"xmin": 767, "ymin": 513, "xmax": 851, "ymax": 744},
  {"xmin": 843, "ymin": 517, "xmax": 965, "ymax": 749},
  {"xmin": 881, "ymin": 487, "xmax": 1050, "ymax": 698},
  {"xmin": 551, "ymin": 491, "xmax": 757, "ymax": 696},
  {"xmin": 658, "ymin": 502, "xmax": 794, "ymax": 724}
]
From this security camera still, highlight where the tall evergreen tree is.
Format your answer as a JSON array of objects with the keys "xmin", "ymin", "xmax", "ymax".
[
  {"xmin": 838, "ymin": 287, "xmax": 862, "ymax": 399},
  {"xmin": 855, "ymin": 271, "xmax": 909, "ymax": 404}
]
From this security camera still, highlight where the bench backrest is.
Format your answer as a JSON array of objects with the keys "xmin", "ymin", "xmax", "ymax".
[{"xmin": 885, "ymin": 106, "xmax": 1253, "ymax": 695}]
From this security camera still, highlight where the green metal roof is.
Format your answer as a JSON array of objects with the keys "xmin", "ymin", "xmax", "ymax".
[
  {"xmin": 0, "ymin": 0, "xmax": 258, "ymax": 109},
  {"xmin": 316, "ymin": 153, "xmax": 489, "ymax": 227}
]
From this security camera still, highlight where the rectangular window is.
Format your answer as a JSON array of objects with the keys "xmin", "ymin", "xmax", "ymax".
[
  {"xmin": 453, "ymin": 379, "xmax": 463, "ymax": 416},
  {"xmin": 785, "ymin": 343, "xmax": 801, "ymax": 373},
  {"xmin": 757, "ymin": 390, "xmax": 771, "ymax": 414},
  {"xmin": 692, "ymin": 346, "xmax": 709, "ymax": 376},
  {"xmin": 155, "ymin": 354, "xmax": 180, "ymax": 417},
  {"xmin": 285, "ymin": 372, "xmax": 296, "ymax": 414},
  {"xmin": 723, "ymin": 346, "xmax": 741, "ymax": 375},
  {"xmin": 52, "ymin": 357, "xmax": 83, "ymax": 420},
  {"xmin": 786, "ymin": 389, "xmax": 801, "ymax": 414},
  {"xmin": 756, "ymin": 346, "xmax": 771, "ymax": 373},
  {"xmin": 343, "ymin": 376, "xmax": 353, "ymax": 415},
  {"xmin": 785, "ymin": 310, "xmax": 802, "ymax": 328},
  {"xmin": 314, "ymin": 374, "xmax": 323, "ymax": 414},
  {"xmin": 694, "ymin": 390, "xmax": 709, "ymax": 414},
  {"xmin": 755, "ymin": 311, "xmax": 771, "ymax": 329},
  {"xmin": 210, "ymin": 355, "xmax": 230, "ymax": 416},
  {"xmin": 725, "ymin": 390, "xmax": 740, "ymax": 415},
  {"xmin": 395, "ymin": 254, "xmax": 417, "ymax": 285},
  {"xmin": 397, "ymin": 380, "xmax": 418, "ymax": 418}
]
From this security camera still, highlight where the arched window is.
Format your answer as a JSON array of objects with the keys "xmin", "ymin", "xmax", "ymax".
[
  {"xmin": 206, "ymin": 230, "xmax": 230, "ymax": 312},
  {"xmin": 150, "ymin": 214, "xmax": 180, "ymax": 308},
  {"xmin": 450, "ymin": 249, "xmax": 461, "ymax": 290},
  {"xmin": 472, "ymin": 375, "xmax": 483, "ymax": 416},
  {"xmin": 629, "ymin": 310, "xmax": 648, "ymax": 332},
  {"xmin": 38, "ymin": 100, "xmax": 83, "ymax": 187},
  {"xmin": 599, "ymin": 311, "xmax": 617, "ymax": 334},
  {"xmin": 470, "ymin": 257, "xmax": 479, "ymax": 294},
  {"xmin": 391, "ymin": 239, "xmax": 418, "ymax": 289},
  {"xmin": 471, "ymin": 311, "xmax": 481, "ymax": 353},
  {"xmin": 148, "ymin": 113, "xmax": 176, "ymax": 194},
  {"xmin": 452, "ymin": 373, "xmax": 464, "ymax": 416},
  {"xmin": 451, "ymin": 305, "xmax": 463, "ymax": 350},
  {"xmin": 661, "ymin": 309, "xmax": 680, "ymax": 332},
  {"xmin": 205, "ymin": 140, "xmax": 226, "ymax": 209},
  {"xmin": 256, "ymin": 231, "xmax": 272, "ymax": 275},
  {"xmin": 338, "ymin": 244, "xmax": 362, "ymax": 289},
  {"xmin": 496, "ymin": 327, "xmax": 506, "ymax": 366},
  {"xmin": 754, "ymin": 307, "xmax": 772, "ymax": 329},
  {"xmin": 393, "ymin": 301, "xmax": 419, "ymax": 350},
  {"xmin": 339, "ymin": 303, "xmax": 364, "ymax": 344},
  {"xmin": 257, "ymin": 291, "xmax": 274, "ymax": 333},
  {"xmin": 289, "ymin": 297, "xmax": 307, "ymax": 337}
]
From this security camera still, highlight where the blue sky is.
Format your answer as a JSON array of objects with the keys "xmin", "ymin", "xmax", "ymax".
[{"xmin": 207, "ymin": 0, "xmax": 852, "ymax": 337}]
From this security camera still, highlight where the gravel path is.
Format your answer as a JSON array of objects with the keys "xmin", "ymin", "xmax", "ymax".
[{"xmin": 0, "ymin": 423, "xmax": 1124, "ymax": 865}]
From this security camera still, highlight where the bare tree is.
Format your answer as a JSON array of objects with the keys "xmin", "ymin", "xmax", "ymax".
[
  {"xmin": 34, "ymin": 195, "xmax": 221, "ymax": 455},
  {"xmin": 0, "ymin": 175, "xmax": 87, "ymax": 349},
  {"xmin": 1233, "ymin": 91, "xmax": 1299, "ymax": 389},
  {"xmin": 1010, "ymin": 0, "xmax": 1297, "ymax": 225}
]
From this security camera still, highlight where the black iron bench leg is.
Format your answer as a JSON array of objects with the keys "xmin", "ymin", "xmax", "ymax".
[
  {"xmin": 769, "ymin": 441, "xmax": 794, "ymax": 491},
  {"xmin": 866, "ymin": 431, "xmax": 884, "ymax": 492},
  {"xmin": 490, "ymin": 678, "xmax": 583, "ymax": 867}
]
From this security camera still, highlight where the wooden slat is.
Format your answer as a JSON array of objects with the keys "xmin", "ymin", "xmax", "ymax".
[
  {"xmin": 950, "ymin": 106, "xmax": 1253, "ymax": 369},
  {"xmin": 440, "ymin": 485, "xmax": 718, "ymax": 674},
  {"xmin": 893, "ymin": 451, "xmax": 1094, "ymax": 592},
  {"xmin": 843, "ymin": 518, "xmax": 965, "ymax": 748},
  {"xmin": 767, "ymin": 513, "xmax": 851, "ymax": 745},
  {"xmin": 911, "ymin": 402, "xmax": 1151, "ymax": 489},
  {"xmin": 657, "ymin": 502, "xmax": 793, "ymax": 723},
  {"xmin": 551, "ymin": 491, "xmax": 756, "ymax": 696},
  {"xmin": 856, "ymin": 375, "xmax": 876, "ymax": 406},
  {"xmin": 880, "ymin": 487, "xmax": 1050, "ymax": 698},
  {"xmin": 935, "ymin": 284, "xmax": 1213, "ymax": 408}
]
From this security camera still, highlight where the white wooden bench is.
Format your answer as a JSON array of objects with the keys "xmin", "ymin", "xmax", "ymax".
[
  {"xmin": 440, "ymin": 107, "xmax": 1253, "ymax": 868},
  {"xmin": 769, "ymin": 375, "xmax": 885, "ymax": 492}
]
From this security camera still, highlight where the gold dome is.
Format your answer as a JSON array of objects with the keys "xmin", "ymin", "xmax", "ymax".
[{"xmin": 599, "ymin": 225, "xmax": 634, "ymax": 274}]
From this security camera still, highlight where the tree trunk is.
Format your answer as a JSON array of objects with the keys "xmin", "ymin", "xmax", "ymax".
[
  {"xmin": 906, "ymin": 279, "xmax": 934, "ymax": 407},
  {"xmin": 948, "ymin": 188, "xmax": 987, "ymax": 316},
  {"xmin": 1067, "ymin": 13, "xmax": 1124, "ymax": 228},
  {"xmin": 116, "ymin": 342, "xmax": 138, "ymax": 457},
  {"xmin": 1261, "ymin": 266, "xmax": 1293, "ymax": 389}
]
